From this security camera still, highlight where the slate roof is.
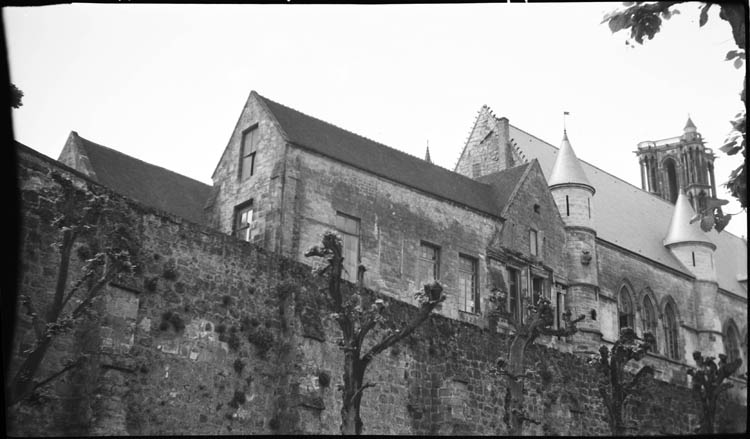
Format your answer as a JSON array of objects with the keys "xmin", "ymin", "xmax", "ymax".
[
  {"xmin": 507, "ymin": 124, "xmax": 748, "ymax": 297},
  {"xmin": 68, "ymin": 133, "xmax": 212, "ymax": 225},
  {"xmin": 476, "ymin": 162, "xmax": 532, "ymax": 211},
  {"xmin": 257, "ymin": 93, "xmax": 510, "ymax": 218}
]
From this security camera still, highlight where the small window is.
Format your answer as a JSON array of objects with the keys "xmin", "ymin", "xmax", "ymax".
[
  {"xmin": 587, "ymin": 198, "xmax": 591, "ymax": 218},
  {"xmin": 529, "ymin": 229, "xmax": 538, "ymax": 256},
  {"xmin": 458, "ymin": 255, "xmax": 479, "ymax": 314},
  {"xmin": 472, "ymin": 162, "xmax": 481, "ymax": 178},
  {"xmin": 240, "ymin": 126, "xmax": 259, "ymax": 180},
  {"xmin": 692, "ymin": 252, "xmax": 696, "ymax": 267},
  {"xmin": 417, "ymin": 242, "xmax": 440, "ymax": 288},
  {"xmin": 533, "ymin": 204, "xmax": 540, "ymax": 214},
  {"xmin": 234, "ymin": 201, "xmax": 254, "ymax": 242},
  {"xmin": 336, "ymin": 212, "xmax": 361, "ymax": 282},
  {"xmin": 565, "ymin": 195, "xmax": 570, "ymax": 216}
]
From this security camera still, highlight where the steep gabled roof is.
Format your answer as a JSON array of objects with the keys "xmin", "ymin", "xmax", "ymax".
[
  {"xmin": 61, "ymin": 132, "xmax": 212, "ymax": 225},
  {"xmin": 477, "ymin": 161, "xmax": 533, "ymax": 215},
  {"xmin": 507, "ymin": 124, "xmax": 747, "ymax": 297},
  {"xmin": 257, "ymin": 94, "xmax": 508, "ymax": 218}
]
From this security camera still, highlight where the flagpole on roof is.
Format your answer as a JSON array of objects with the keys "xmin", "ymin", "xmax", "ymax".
[{"xmin": 563, "ymin": 111, "xmax": 570, "ymax": 134}]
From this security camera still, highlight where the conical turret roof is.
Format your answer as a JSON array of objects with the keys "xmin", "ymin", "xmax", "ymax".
[
  {"xmin": 664, "ymin": 188, "xmax": 715, "ymax": 249},
  {"xmin": 548, "ymin": 131, "xmax": 593, "ymax": 192},
  {"xmin": 684, "ymin": 116, "xmax": 697, "ymax": 133}
]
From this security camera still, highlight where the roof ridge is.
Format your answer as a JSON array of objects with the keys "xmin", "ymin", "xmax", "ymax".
[
  {"xmin": 75, "ymin": 133, "xmax": 212, "ymax": 188},
  {"xmin": 509, "ymin": 123, "xmax": 746, "ymax": 241},
  {"xmin": 256, "ymin": 93, "xmax": 496, "ymax": 189}
]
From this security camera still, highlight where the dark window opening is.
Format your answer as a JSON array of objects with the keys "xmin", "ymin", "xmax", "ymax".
[
  {"xmin": 565, "ymin": 195, "xmax": 570, "ymax": 216},
  {"xmin": 618, "ymin": 286, "xmax": 634, "ymax": 331},
  {"xmin": 508, "ymin": 267, "xmax": 522, "ymax": 324},
  {"xmin": 664, "ymin": 159, "xmax": 679, "ymax": 203}
]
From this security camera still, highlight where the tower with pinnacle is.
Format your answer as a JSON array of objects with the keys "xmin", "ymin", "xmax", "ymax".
[
  {"xmin": 635, "ymin": 117, "xmax": 718, "ymax": 211},
  {"xmin": 548, "ymin": 130, "xmax": 601, "ymax": 352}
]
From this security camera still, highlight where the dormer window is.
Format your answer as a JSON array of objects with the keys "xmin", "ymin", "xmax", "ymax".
[{"xmin": 240, "ymin": 125, "xmax": 259, "ymax": 180}]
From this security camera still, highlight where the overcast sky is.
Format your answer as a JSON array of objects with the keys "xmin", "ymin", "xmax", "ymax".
[{"xmin": 4, "ymin": 3, "xmax": 746, "ymax": 237}]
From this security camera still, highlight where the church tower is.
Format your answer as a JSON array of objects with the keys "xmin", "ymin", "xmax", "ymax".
[
  {"xmin": 548, "ymin": 130, "xmax": 600, "ymax": 352},
  {"xmin": 635, "ymin": 117, "xmax": 718, "ymax": 211}
]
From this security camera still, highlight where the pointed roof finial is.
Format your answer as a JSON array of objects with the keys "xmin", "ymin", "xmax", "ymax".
[
  {"xmin": 664, "ymin": 188, "xmax": 715, "ymax": 249},
  {"xmin": 563, "ymin": 111, "xmax": 570, "ymax": 135},
  {"xmin": 684, "ymin": 115, "xmax": 697, "ymax": 133},
  {"xmin": 548, "ymin": 127, "xmax": 594, "ymax": 193},
  {"xmin": 425, "ymin": 141, "xmax": 432, "ymax": 163}
]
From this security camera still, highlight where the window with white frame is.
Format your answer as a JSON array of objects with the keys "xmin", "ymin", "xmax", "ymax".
[
  {"xmin": 417, "ymin": 242, "xmax": 440, "ymax": 288},
  {"xmin": 458, "ymin": 254, "xmax": 479, "ymax": 314},
  {"xmin": 234, "ymin": 200, "xmax": 254, "ymax": 242}
]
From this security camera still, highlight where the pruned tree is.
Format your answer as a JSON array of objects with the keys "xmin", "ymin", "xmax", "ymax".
[
  {"xmin": 493, "ymin": 295, "xmax": 585, "ymax": 435},
  {"xmin": 7, "ymin": 173, "xmax": 137, "ymax": 407},
  {"xmin": 603, "ymin": 1, "xmax": 747, "ymax": 222},
  {"xmin": 590, "ymin": 327, "xmax": 656, "ymax": 435},
  {"xmin": 305, "ymin": 231, "xmax": 446, "ymax": 435},
  {"xmin": 686, "ymin": 351, "xmax": 742, "ymax": 434}
]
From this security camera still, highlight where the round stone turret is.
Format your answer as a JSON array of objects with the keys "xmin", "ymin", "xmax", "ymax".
[
  {"xmin": 664, "ymin": 188, "xmax": 716, "ymax": 281},
  {"xmin": 548, "ymin": 131, "xmax": 595, "ymax": 231},
  {"xmin": 548, "ymin": 130, "xmax": 600, "ymax": 351}
]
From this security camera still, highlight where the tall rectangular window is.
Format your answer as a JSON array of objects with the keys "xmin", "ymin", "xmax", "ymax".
[
  {"xmin": 554, "ymin": 283, "xmax": 566, "ymax": 329},
  {"xmin": 565, "ymin": 195, "xmax": 570, "ymax": 216},
  {"xmin": 240, "ymin": 127, "xmax": 259, "ymax": 180},
  {"xmin": 458, "ymin": 255, "xmax": 479, "ymax": 314},
  {"xmin": 532, "ymin": 276, "xmax": 545, "ymax": 303},
  {"xmin": 336, "ymin": 213, "xmax": 360, "ymax": 282},
  {"xmin": 508, "ymin": 267, "xmax": 521, "ymax": 324},
  {"xmin": 417, "ymin": 242, "xmax": 440, "ymax": 288},
  {"xmin": 234, "ymin": 200, "xmax": 254, "ymax": 242},
  {"xmin": 529, "ymin": 229, "xmax": 538, "ymax": 256}
]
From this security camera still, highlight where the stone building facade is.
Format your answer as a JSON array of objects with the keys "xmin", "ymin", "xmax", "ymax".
[{"xmin": 11, "ymin": 90, "xmax": 747, "ymax": 434}]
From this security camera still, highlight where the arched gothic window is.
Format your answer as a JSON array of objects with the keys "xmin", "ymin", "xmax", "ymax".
[
  {"xmin": 724, "ymin": 323, "xmax": 742, "ymax": 374},
  {"xmin": 618, "ymin": 287, "xmax": 634, "ymax": 332},
  {"xmin": 664, "ymin": 303, "xmax": 680, "ymax": 360},
  {"xmin": 642, "ymin": 295, "xmax": 658, "ymax": 349}
]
